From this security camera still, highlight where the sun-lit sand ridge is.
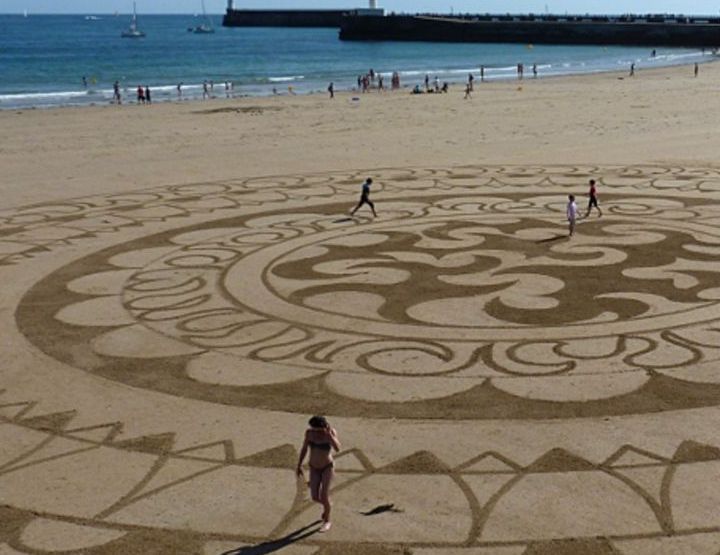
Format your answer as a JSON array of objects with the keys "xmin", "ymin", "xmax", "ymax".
[{"xmin": 2, "ymin": 63, "xmax": 720, "ymax": 554}]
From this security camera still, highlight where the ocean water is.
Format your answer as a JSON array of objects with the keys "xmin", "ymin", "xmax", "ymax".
[{"xmin": 0, "ymin": 13, "xmax": 712, "ymax": 109}]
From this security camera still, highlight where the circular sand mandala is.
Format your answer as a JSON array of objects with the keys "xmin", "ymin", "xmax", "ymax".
[
  {"xmin": 4, "ymin": 166, "xmax": 720, "ymax": 554},
  {"xmin": 14, "ymin": 166, "xmax": 720, "ymax": 419}
]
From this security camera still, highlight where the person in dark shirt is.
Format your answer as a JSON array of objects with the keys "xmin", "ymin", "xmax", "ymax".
[
  {"xmin": 350, "ymin": 178, "xmax": 377, "ymax": 217},
  {"xmin": 585, "ymin": 179, "xmax": 602, "ymax": 218}
]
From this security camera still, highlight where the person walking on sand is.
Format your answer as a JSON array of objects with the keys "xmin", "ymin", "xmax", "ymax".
[
  {"xmin": 464, "ymin": 82, "xmax": 472, "ymax": 99},
  {"xmin": 694, "ymin": 62, "xmax": 699, "ymax": 77},
  {"xmin": 585, "ymin": 179, "xmax": 602, "ymax": 218},
  {"xmin": 629, "ymin": 62, "xmax": 635, "ymax": 77},
  {"xmin": 328, "ymin": 82, "xmax": 334, "ymax": 98},
  {"xmin": 136, "ymin": 85, "xmax": 145, "ymax": 104},
  {"xmin": 351, "ymin": 178, "xmax": 377, "ymax": 217},
  {"xmin": 296, "ymin": 416, "xmax": 341, "ymax": 533},
  {"xmin": 567, "ymin": 194, "xmax": 578, "ymax": 236},
  {"xmin": 113, "ymin": 80, "xmax": 121, "ymax": 104},
  {"xmin": 145, "ymin": 86, "xmax": 151, "ymax": 104}
]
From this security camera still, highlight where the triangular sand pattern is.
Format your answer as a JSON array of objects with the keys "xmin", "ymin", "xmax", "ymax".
[
  {"xmin": 19, "ymin": 411, "xmax": 77, "ymax": 433},
  {"xmin": 236, "ymin": 444, "xmax": 297, "ymax": 469},
  {"xmin": 613, "ymin": 466, "xmax": 667, "ymax": 507},
  {"xmin": 124, "ymin": 457, "xmax": 221, "ymax": 502},
  {"xmin": 378, "ymin": 450, "xmax": 451, "ymax": 474},
  {"xmin": 0, "ymin": 401, "xmax": 37, "ymax": 420},
  {"xmin": 1, "ymin": 436, "xmax": 96, "ymax": 471},
  {"xmin": 458, "ymin": 452, "xmax": 521, "ymax": 474},
  {"xmin": 111, "ymin": 432, "xmax": 176, "ymax": 455},
  {"xmin": 617, "ymin": 532, "xmax": 720, "ymax": 555},
  {"xmin": 463, "ymin": 474, "xmax": 517, "ymax": 508},
  {"xmin": 64, "ymin": 422, "xmax": 124, "ymax": 444},
  {"xmin": 173, "ymin": 440, "xmax": 234, "ymax": 463},
  {"xmin": 523, "ymin": 537, "xmax": 620, "ymax": 554},
  {"xmin": 525, "ymin": 448, "xmax": 596, "ymax": 473},
  {"xmin": 603, "ymin": 445, "xmax": 668, "ymax": 468},
  {"xmin": 672, "ymin": 440, "xmax": 720, "ymax": 463},
  {"xmin": 334, "ymin": 448, "xmax": 373, "ymax": 472}
]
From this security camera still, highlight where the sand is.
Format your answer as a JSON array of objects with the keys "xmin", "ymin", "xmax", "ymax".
[
  {"xmin": 1, "ymin": 62, "xmax": 719, "ymax": 207},
  {"xmin": 3, "ymin": 62, "xmax": 720, "ymax": 554}
]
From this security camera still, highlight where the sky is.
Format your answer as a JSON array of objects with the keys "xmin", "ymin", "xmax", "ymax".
[{"xmin": 3, "ymin": 0, "xmax": 718, "ymax": 15}]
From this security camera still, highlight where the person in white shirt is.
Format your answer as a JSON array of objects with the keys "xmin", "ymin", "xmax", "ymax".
[{"xmin": 567, "ymin": 194, "xmax": 578, "ymax": 236}]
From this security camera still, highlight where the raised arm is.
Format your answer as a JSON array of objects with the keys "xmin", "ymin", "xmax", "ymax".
[{"xmin": 328, "ymin": 427, "xmax": 341, "ymax": 452}]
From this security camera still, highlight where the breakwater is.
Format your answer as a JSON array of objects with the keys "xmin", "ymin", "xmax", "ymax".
[
  {"xmin": 339, "ymin": 14, "xmax": 720, "ymax": 47},
  {"xmin": 223, "ymin": 9, "xmax": 346, "ymax": 27}
]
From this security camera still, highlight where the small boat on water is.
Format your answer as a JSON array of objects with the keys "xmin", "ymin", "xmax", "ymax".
[
  {"xmin": 85, "ymin": 15, "xmax": 102, "ymax": 20},
  {"xmin": 121, "ymin": 2, "xmax": 145, "ymax": 38},
  {"xmin": 189, "ymin": 0, "xmax": 215, "ymax": 33}
]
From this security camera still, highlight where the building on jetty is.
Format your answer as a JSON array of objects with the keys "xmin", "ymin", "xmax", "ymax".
[
  {"xmin": 339, "ymin": 13, "xmax": 720, "ymax": 47},
  {"xmin": 222, "ymin": 0, "xmax": 383, "ymax": 28}
]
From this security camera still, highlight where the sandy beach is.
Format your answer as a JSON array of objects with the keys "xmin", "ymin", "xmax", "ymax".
[
  {"xmin": 3, "ymin": 61, "xmax": 720, "ymax": 554},
  {"xmin": 1, "ymin": 62, "xmax": 718, "ymax": 206}
]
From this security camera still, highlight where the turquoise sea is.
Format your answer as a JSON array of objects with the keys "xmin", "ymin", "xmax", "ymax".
[{"xmin": 0, "ymin": 13, "xmax": 712, "ymax": 109}]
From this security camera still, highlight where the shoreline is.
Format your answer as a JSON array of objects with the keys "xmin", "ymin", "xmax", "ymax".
[
  {"xmin": 1, "ymin": 55, "xmax": 714, "ymax": 113},
  {"xmin": 2, "ymin": 59, "xmax": 719, "ymax": 208}
]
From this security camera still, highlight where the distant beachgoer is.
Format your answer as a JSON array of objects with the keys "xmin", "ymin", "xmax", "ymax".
[
  {"xmin": 629, "ymin": 63, "xmax": 635, "ymax": 77},
  {"xmin": 357, "ymin": 75, "xmax": 362, "ymax": 90},
  {"xmin": 177, "ymin": 82, "xmax": 183, "ymax": 98},
  {"xmin": 567, "ymin": 194, "xmax": 578, "ymax": 236},
  {"xmin": 517, "ymin": 63, "xmax": 524, "ymax": 80},
  {"xmin": 145, "ymin": 86, "xmax": 151, "ymax": 104},
  {"xmin": 585, "ymin": 179, "xmax": 602, "ymax": 218},
  {"xmin": 480, "ymin": 65, "xmax": 485, "ymax": 82},
  {"xmin": 434, "ymin": 75, "xmax": 440, "ymax": 92},
  {"xmin": 369, "ymin": 68, "xmax": 375, "ymax": 82},
  {"xmin": 137, "ymin": 85, "xmax": 145, "ymax": 104},
  {"xmin": 694, "ymin": 62, "xmax": 699, "ymax": 77},
  {"xmin": 378, "ymin": 74, "xmax": 384, "ymax": 91},
  {"xmin": 424, "ymin": 74, "xmax": 430, "ymax": 91},
  {"xmin": 468, "ymin": 73, "xmax": 474, "ymax": 90},
  {"xmin": 441, "ymin": 82, "xmax": 448, "ymax": 93},
  {"xmin": 113, "ymin": 80, "xmax": 121, "ymax": 104},
  {"xmin": 351, "ymin": 178, "xmax": 377, "ymax": 217},
  {"xmin": 288, "ymin": 85, "xmax": 295, "ymax": 95},
  {"xmin": 328, "ymin": 82, "xmax": 334, "ymax": 98},
  {"xmin": 82, "ymin": 76, "xmax": 87, "ymax": 88},
  {"xmin": 272, "ymin": 86, "xmax": 278, "ymax": 95},
  {"xmin": 651, "ymin": 49, "xmax": 656, "ymax": 57},
  {"xmin": 532, "ymin": 63, "xmax": 537, "ymax": 78},
  {"xmin": 209, "ymin": 80, "xmax": 214, "ymax": 91},
  {"xmin": 464, "ymin": 82, "xmax": 472, "ymax": 99},
  {"xmin": 412, "ymin": 84, "xmax": 422, "ymax": 94},
  {"xmin": 296, "ymin": 416, "xmax": 341, "ymax": 534},
  {"xmin": 202, "ymin": 80, "xmax": 209, "ymax": 99}
]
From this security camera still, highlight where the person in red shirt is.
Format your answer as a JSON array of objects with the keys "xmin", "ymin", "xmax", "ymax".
[{"xmin": 585, "ymin": 178, "xmax": 602, "ymax": 218}]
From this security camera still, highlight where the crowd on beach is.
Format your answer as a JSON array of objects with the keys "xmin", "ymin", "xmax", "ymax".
[{"xmin": 101, "ymin": 49, "xmax": 703, "ymax": 106}]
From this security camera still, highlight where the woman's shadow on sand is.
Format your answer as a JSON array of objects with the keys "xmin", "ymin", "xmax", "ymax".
[{"xmin": 220, "ymin": 521, "xmax": 321, "ymax": 554}]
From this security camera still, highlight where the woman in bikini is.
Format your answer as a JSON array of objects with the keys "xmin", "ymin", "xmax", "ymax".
[{"xmin": 296, "ymin": 415, "xmax": 341, "ymax": 532}]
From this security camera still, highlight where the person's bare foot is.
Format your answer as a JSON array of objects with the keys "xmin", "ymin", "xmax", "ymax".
[{"xmin": 319, "ymin": 521, "xmax": 332, "ymax": 533}]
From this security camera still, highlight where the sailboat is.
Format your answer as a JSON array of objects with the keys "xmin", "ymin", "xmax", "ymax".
[
  {"xmin": 121, "ymin": 2, "xmax": 145, "ymax": 38},
  {"xmin": 191, "ymin": 0, "xmax": 215, "ymax": 33}
]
